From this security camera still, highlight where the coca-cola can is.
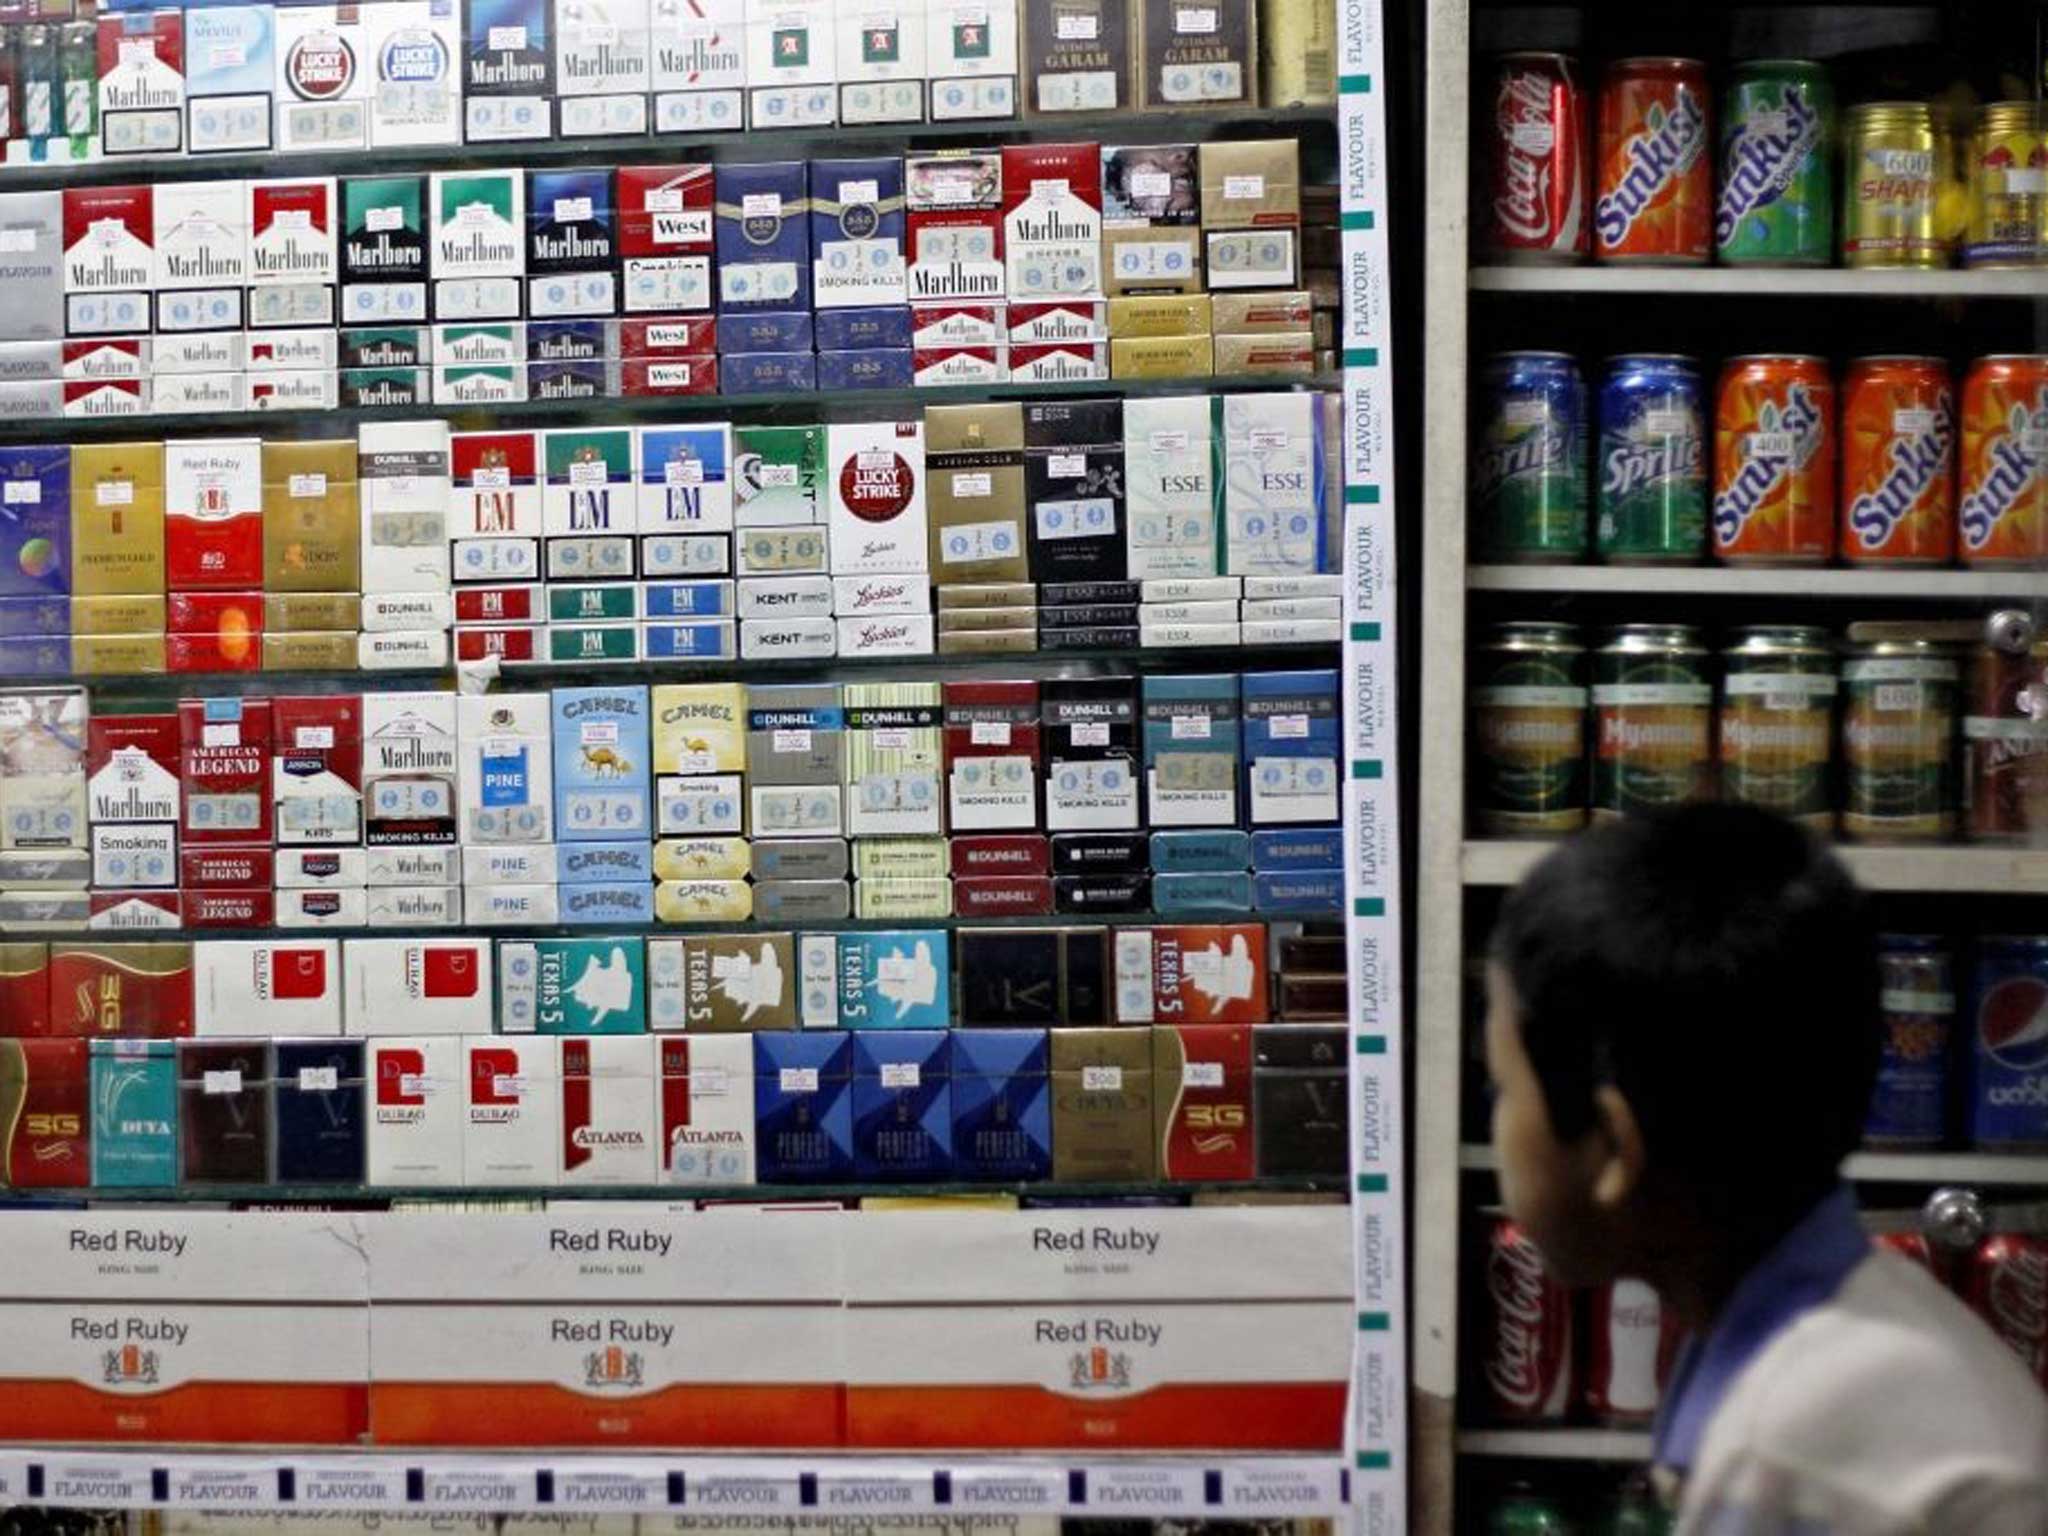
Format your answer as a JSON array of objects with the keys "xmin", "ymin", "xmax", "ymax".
[
  {"xmin": 1962, "ymin": 1232, "xmax": 2048, "ymax": 1389},
  {"xmin": 1875, "ymin": 1228, "xmax": 1938, "ymax": 1273},
  {"xmin": 1476, "ymin": 1216, "xmax": 1578, "ymax": 1422},
  {"xmin": 1581, "ymin": 1277, "xmax": 1683, "ymax": 1424},
  {"xmin": 1484, "ymin": 51, "xmax": 1591, "ymax": 263}
]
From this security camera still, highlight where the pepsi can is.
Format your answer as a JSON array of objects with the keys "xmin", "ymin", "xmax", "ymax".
[
  {"xmin": 1864, "ymin": 935, "xmax": 1953, "ymax": 1148},
  {"xmin": 1473, "ymin": 351, "xmax": 1589, "ymax": 562},
  {"xmin": 1969, "ymin": 936, "xmax": 2048, "ymax": 1148}
]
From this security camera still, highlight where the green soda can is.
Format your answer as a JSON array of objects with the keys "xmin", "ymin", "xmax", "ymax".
[
  {"xmin": 1490, "ymin": 1484, "xmax": 1576, "ymax": 1535},
  {"xmin": 1474, "ymin": 351, "xmax": 1589, "ymax": 562},
  {"xmin": 1596, "ymin": 354, "xmax": 1708, "ymax": 563},
  {"xmin": 1716, "ymin": 60, "xmax": 1835, "ymax": 265},
  {"xmin": 1601, "ymin": 1473, "xmax": 1674, "ymax": 1536},
  {"xmin": 1593, "ymin": 623, "xmax": 1713, "ymax": 819}
]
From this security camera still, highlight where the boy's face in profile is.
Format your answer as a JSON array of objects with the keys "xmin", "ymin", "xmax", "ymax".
[{"xmin": 1485, "ymin": 963, "xmax": 1633, "ymax": 1291}]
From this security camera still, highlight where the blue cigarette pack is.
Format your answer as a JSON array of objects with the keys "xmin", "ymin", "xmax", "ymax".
[
  {"xmin": 852, "ymin": 1029, "xmax": 952, "ymax": 1180},
  {"xmin": 1250, "ymin": 826, "xmax": 1344, "ymax": 872},
  {"xmin": 638, "ymin": 425, "xmax": 734, "ymax": 535},
  {"xmin": 806, "ymin": 929, "xmax": 951, "ymax": 1030},
  {"xmin": 551, "ymin": 684, "xmax": 652, "ymax": 841},
  {"xmin": 1252, "ymin": 869, "xmax": 1343, "ymax": 914},
  {"xmin": 754, "ymin": 1030, "xmax": 853, "ymax": 1182},
  {"xmin": 558, "ymin": 880, "xmax": 658, "ymax": 925},
  {"xmin": 1142, "ymin": 672, "xmax": 1241, "ymax": 829},
  {"xmin": 1240, "ymin": 669, "xmax": 1340, "ymax": 827},
  {"xmin": 714, "ymin": 161, "xmax": 811, "ymax": 311},
  {"xmin": 1149, "ymin": 829, "xmax": 1250, "ymax": 874},
  {"xmin": 643, "ymin": 580, "xmax": 734, "ymax": 620},
  {"xmin": 558, "ymin": 840, "xmax": 655, "ymax": 885},
  {"xmin": 90, "ymin": 1039, "xmax": 177, "ymax": 1188},
  {"xmin": 0, "ymin": 636, "xmax": 69, "ymax": 675},
  {"xmin": 529, "ymin": 359, "xmax": 617, "ymax": 400},
  {"xmin": 464, "ymin": 0, "xmax": 554, "ymax": 140},
  {"xmin": 0, "ymin": 446, "xmax": 69, "ymax": 597},
  {"xmin": 529, "ymin": 319, "xmax": 615, "ymax": 361},
  {"xmin": 185, "ymin": 6, "xmax": 277, "ymax": 154},
  {"xmin": 643, "ymin": 620, "xmax": 738, "ymax": 660},
  {"xmin": 950, "ymin": 1028, "xmax": 1051, "ymax": 1180},
  {"xmin": 716, "ymin": 310, "xmax": 814, "ymax": 354},
  {"xmin": 721, "ymin": 350, "xmax": 817, "ymax": 395},
  {"xmin": 0, "ymin": 595, "xmax": 71, "ymax": 637},
  {"xmin": 815, "ymin": 305, "xmax": 913, "ymax": 350},
  {"xmin": 527, "ymin": 168, "xmax": 618, "ymax": 275},
  {"xmin": 810, "ymin": 157, "xmax": 908, "ymax": 308},
  {"xmin": 1152, "ymin": 870, "xmax": 1255, "ymax": 915},
  {"xmin": 816, "ymin": 348, "xmax": 914, "ymax": 391},
  {"xmin": 272, "ymin": 1040, "xmax": 366, "ymax": 1185}
]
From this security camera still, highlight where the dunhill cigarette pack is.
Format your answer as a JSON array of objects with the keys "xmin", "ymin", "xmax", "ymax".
[
  {"xmin": 657, "ymin": 1032, "xmax": 755, "ymax": 1183},
  {"xmin": 836, "ymin": 0, "xmax": 927, "ymax": 123},
  {"xmin": 367, "ymin": 1033, "xmax": 464, "ymax": 1184},
  {"xmin": 1022, "ymin": 0, "xmax": 1127, "ymax": 112},
  {"xmin": 465, "ymin": 0, "xmax": 554, "ymax": 139},
  {"xmin": 943, "ymin": 678, "xmax": 1038, "ymax": 830},
  {"xmin": 462, "ymin": 1032, "xmax": 558, "ymax": 1183},
  {"xmin": 1024, "ymin": 398, "xmax": 1124, "ymax": 584},
  {"xmin": 650, "ymin": 0, "xmax": 746, "ymax": 132},
  {"xmin": 1240, "ymin": 667, "xmax": 1337, "ymax": 825},
  {"xmin": 714, "ymin": 160, "xmax": 811, "ymax": 312},
  {"xmin": 907, "ymin": 150, "xmax": 1004, "ymax": 302},
  {"xmin": 841, "ymin": 680, "xmax": 941, "ymax": 837},
  {"xmin": 1221, "ymin": 390, "xmax": 1327, "ymax": 575},
  {"xmin": 1141, "ymin": 671, "xmax": 1238, "ymax": 826},
  {"xmin": 811, "ymin": 157, "xmax": 909, "ymax": 308},
  {"xmin": 90, "ymin": 1037, "xmax": 176, "ymax": 1186},
  {"xmin": 926, "ymin": 0, "xmax": 1018, "ymax": 119},
  {"xmin": 552, "ymin": 684, "xmax": 652, "ymax": 841},
  {"xmin": 0, "ymin": 192, "xmax": 65, "ymax": 344},
  {"xmin": 618, "ymin": 164, "xmax": 715, "ymax": 314},
  {"xmin": 183, "ymin": 5, "xmax": 276, "ymax": 155},
  {"xmin": 1001, "ymin": 142, "xmax": 1102, "ymax": 303},
  {"xmin": 365, "ymin": 0, "xmax": 463, "ymax": 149},
  {"xmin": 1137, "ymin": 0, "xmax": 1253, "ymax": 108},
  {"xmin": 359, "ymin": 419, "xmax": 451, "ymax": 594},
  {"xmin": 754, "ymin": 1028, "xmax": 852, "ymax": 1179},
  {"xmin": 554, "ymin": 0, "xmax": 652, "ymax": 138},
  {"xmin": 97, "ymin": 10, "xmax": 186, "ymax": 157},
  {"xmin": 274, "ymin": 5, "xmax": 372, "ymax": 154},
  {"xmin": 1040, "ymin": 674, "xmax": 1138, "ymax": 832},
  {"xmin": 743, "ymin": 0, "xmax": 836, "ymax": 127}
]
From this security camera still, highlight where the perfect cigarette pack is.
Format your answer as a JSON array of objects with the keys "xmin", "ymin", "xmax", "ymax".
[
  {"xmin": 754, "ymin": 1028, "xmax": 852, "ymax": 1179},
  {"xmin": 852, "ymin": 1028, "xmax": 950, "ymax": 1178}
]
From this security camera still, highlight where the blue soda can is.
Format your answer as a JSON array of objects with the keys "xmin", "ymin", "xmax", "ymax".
[
  {"xmin": 1864, "ymin": 935, "xmax": 1953, "ymax": 1148},
  {"xmin": 1596, "ymin": 353, "xmax": 1708, "ymax": 563},
  {"xmin": 1473, "ymin": 350, "xmax": 1588, "ymax": 562},
  {"xmin": 1969, "ymin": 936, "xmax": 2048, "ymax": 1148}
]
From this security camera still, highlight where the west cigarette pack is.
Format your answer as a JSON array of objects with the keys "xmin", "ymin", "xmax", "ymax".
[{"xmin": 618, "ymin": 163, "xmax": 715, "ymax": 314}]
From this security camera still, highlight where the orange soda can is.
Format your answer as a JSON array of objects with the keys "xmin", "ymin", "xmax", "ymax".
[
  {"xmin": 1840, "ymin": 355, "xmax": 1956, "ymax": 565},
  {"xmin": 1713, "ymin": 354, "xmax": 1837, "ymax": 563},
  {"xmin": 1594, "ymin": 58, "xmax": 1713, "ymax": 264},
  {"xmin": 1958, "ymin": 354, "xmax": 2048, "ymax": 567}
]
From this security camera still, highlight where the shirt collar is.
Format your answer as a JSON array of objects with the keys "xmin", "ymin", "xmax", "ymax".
[{"xmin": 1652, "ymin": 1184, "xmax": 1869, "ymax": 1473}]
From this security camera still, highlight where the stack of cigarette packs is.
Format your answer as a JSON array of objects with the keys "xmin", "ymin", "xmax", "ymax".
[{"xmin": 0, "ymin": 920, "xmax": 1350, "ymax": 1192}]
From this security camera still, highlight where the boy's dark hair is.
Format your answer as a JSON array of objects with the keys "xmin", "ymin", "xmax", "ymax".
[{"xmin": 1489, "ymin": 803, "xmax": 1880, "ymax": 1215}]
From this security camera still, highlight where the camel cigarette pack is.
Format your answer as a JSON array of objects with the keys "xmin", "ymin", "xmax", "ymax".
[
  {"xmin": 841, "ymin": 680, "xmax": 940, "ymax": 836},
  {"xmin": 1022, "ymin": 0, "xmax": 1126, "ymax": 113},
  {"xmin": 926, "ymin": 0, "xmax": 1017, "ymax": 119},
  {"xmin": 464, "ymin": 0, "xmax": 554, "ymax": 139},
  {"xmin": 1239, "ymin": 667, "xmax": 1336, "ymax": 825},
  {"xmin": 97, "ymin": 10, "xmax": 187, "ymax": 156},
  {"xmin": 360, "ymin": 691, "xmax": 457, "ymax": 847},
  {"xmin": 1001, "ymin": 142, "xmax": 1101, "ymax": 300},
  {"xmin": 650, "ymin": 0, "xmax": 746, "ymax": 131},
  {"xmin": 553, "ymin": 0, "xmax": 652, "ymax": 138},
  {"xmin": 907, "ymin": 150, "xmax": 1003, "ymax": 302},
  {"xmin": 1141, "ymin": 672, "xmax": 1236, "ymax": 826},
  {"xmin": 656, "ymin": 1032, "xmax": 754, "ymax": 1182},
  {"xmin": 1137, "ymin": 0, "xmax": 1251, "ymax": 108},
  {"xmin": 368, "ymin": 1033, "xmax": 464, "ymax": 1184},
  {"xmin": 551, "ymin": 684, "xmax": 651, "ymax": 841},
  {"xmin": 345, "ymin": 937, "xmax": 491, "ymax": 1034},
  {"xmin": 461, "ymin": 1031, "xmax": 557, "ymax": 1184},
  {"xmin": 743, "ymin": 0, "xmax": 835, "ymax": 127}
]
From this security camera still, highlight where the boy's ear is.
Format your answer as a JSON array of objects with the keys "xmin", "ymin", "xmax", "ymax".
[{"xmin": 1587, "ymin": 1083, "xmax": 1646, "ymax": 1210}]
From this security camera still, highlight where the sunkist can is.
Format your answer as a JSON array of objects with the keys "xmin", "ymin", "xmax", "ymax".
[
  {"xmin": 1715, "ymin": 60, "xmax": 1833, "ymax": 265},
  {"xmin": 1484, "ymin": 52, "xmax": 1590, "ymax": 263},
  {"xmin": 1713, "ymin": 354, "xmax": 1836, "ymax": 564},
  {"xmin": 1963, "ymin": 640, "xmax": 2048, "ymax": 843},
  {"xmin": 1474, "ymin": 351, "xmax": 1588, "ymax": 561},
  {"xmin": 1866, "ymin": 935, "xmax": 1954, "ymax": 1149},
  {"xmin": 1958, "ymin": 354, "xmax": 2048, "ymax": 567},
  {"xmin": 1842, "ymin": 102, "xmax": 1954, "ymax": 268},
  {"xmin": 1472, "ymin": 622, "xmax": 1587, "ymax": 836},
  {"xmin": 1594, "ymin": 57, "xmax": 1712, "ymax": 264},
  {"xmin": 1963, "ymin": 101, "xmax": 2048, "ymax": 269},
  {"xmin": 1597, "ymin": 353, "xmax": 1707, "ymax": 563},
  {"xmin": 1593, "ymin": 623, "xmax": 1712, "ymax": 819},
  {"xmin": 1967, "ymin": 936, "xmax": 2048, "ymax": 1148},
  {"xmin": 1841, "ymin": 355, "xmax": 1956, "ymax": 565},
  {"xmin": 1840, "ymin": 638, "xmax": 1958, "ymax": 842},
  {"xmin": 1719, "ymin": 625, "xmax": 1836, "ymax": 828}
]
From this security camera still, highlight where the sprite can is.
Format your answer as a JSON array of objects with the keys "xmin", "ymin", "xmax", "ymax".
[
  {"xmin": 1596, "ymin": 353, "xmax": 1707, "ymax": 563},
  {"xmin": 1717, "ymin": 60, "xmax": 1835, "ymax": 265},
  {"xmin": 1474, "ymin": 351, "xmax": 1589, "ymax": 561},
  {"xmin": 1490, "ymin": 1485, "xmax": 1575, "ymax": 1535}
]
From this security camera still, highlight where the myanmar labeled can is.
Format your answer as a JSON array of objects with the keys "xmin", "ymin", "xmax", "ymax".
[
  {"xmin": 1719, "ymin": 625, "xmax": 1835, "ymax": 828},
  {"xmin": 1964, "ymin": 641, "xmax": 2048, "ymax": 844},
  {"xmin": 1596, "ymin": 353, "xmax": 1707, "ymax": 563},
  {"xmin": 1841, "ymin": 355, "xmax": 1956, "ymax": 565},
  {"xmin": 1484, "ymin": 52, "xmax": 1590, "ymax": 263},
  {"xmin": 1842, "ymin": 102, "xmax": 1952, "ymax": 268},
  {"xmin": 1594, "ymin": 57, "xmax": 1712, "ymax": 264},
  {"xmin": 1963, "ymin": 102, "xmax": 2048, "ymax": 269},
  {"xmin": 1472, "ymin": 622, "xmax": 1587, "ymax": 836},
  {"xmin": 1714, "ymin": 354, "xmax": 1835, "ymax": 564},
  {"xmin": 1840, "ymin": 639, "xmax": 1958, "ymax": 843},
  {"xmin": 1474, "ymin": 351, "xmax": 1588, "ymax": 560},
  {"xmin": 1593, "ymin": 624, "xmax": 1712, "ymax": 819},
  {"xmin": 1958, "ymin": 354, "xmax": 2048, "ymax": 568},
  {"xmin": 1968, "ymin": 936, "xmax": 2048, "ymax": 1148},
  {"xmin": 1866, "ymin": 936, "xmax": 1954, "ymax": 1149},
  {"xmin": 1716, "ymin": 60, "xmax": 1833, "ymax": 265}
]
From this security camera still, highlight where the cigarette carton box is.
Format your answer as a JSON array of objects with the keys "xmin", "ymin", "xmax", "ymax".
[
  {"xmin": 89, "ymin": 1037, "xmax": 177, "ymax": 1186},
  {"xmin": 554, "ymin": 0, "xmax": 652, "ymax": 137},
  {"xmin": 365, "ymin": 0, "xmax": 464, "ymax": 149},
  {"xmin": 557, "ymin": 1033, "xmax": 656, "ymax": 1184},
  {"xmin": 743, "ymin": 0, "xmax": 835, "ymax": 126},
  {"xmin": 552, "ymin": 685, "xmax": 652, "ymax": 841},
  {"xmin": 907, "ymin": 150, "xmax": 1003, "ymax": 303},
  {"xmin": 431, "ymin": 167, "xmax": 525, "ymax": 321},
  {"xmin": 367, "ymin": 1032, "xmax": 464, "ymax": 1184},
  {"xmin": 1136, "ymin": 0, "xmax": 1252, "ymax": 108},
  {"xmin": 0, "ymin": 943, "xmax": 52, "ymax": 1038},
  {"xmin": 650, "ymin": 0, "xmax": 746, "ymax": 132},
  {"xmin": 826, "ymin": 419, "xmax": 926, "ymax": 576},
  {"xmin": 362, "ymin": 691, "xmax": 458, "ymax": 847},
  {"xmin": 359, "ymin": 419, "xmax": 451, "ymax": 595},
  {"xmin": 618, "ymin": 164, "xmax": 715, "ymax": 314},
  {"xmin": 464, "ymin": 0, "xmax": 554, "ymax": 139},
  {"xmin": 657, "ymin": 1031, "xmax": 755, "ymax": 1182},
  {"xmin": 926, "ymin": 0, "xmax": 1018, "ymax": 119},
  {"xmin": 459, "ymin": 691, "xmax": 554, "ymax": 844},
  {"xmin": 345, "ymin": 937, "xmax": 493, "ymax": 1034},
  {"xmin": 754, "ymin": 1028, "xmax": 852, "ymax": 1180},
  {"xmin": 462, "ymin": 1032, "xmax": 558, "ymax": 1184}
]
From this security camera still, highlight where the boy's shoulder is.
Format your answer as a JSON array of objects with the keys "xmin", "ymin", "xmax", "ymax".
[{"xmin": 1695, "ymin": 1250, "xmax": 2048, "ymax": 1529}]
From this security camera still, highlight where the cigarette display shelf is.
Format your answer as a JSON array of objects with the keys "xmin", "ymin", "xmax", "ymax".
[
  {"xmin": 1467, "ymin": 564, "xmax": 2044, "ymax": 601},
  {"xmin": 1468, "ymin": 266, "xmax": 2048, "ymax": 300},
  {"xmin": 1457, "ymin": 1143, "xmax": 2048, "ymax": 1190},
  {"xmin": 0, "ymin": 373, "xmax": 1343, "ymax": 443},
  {"xmin": 1454, "ymin": 1430, "xmax": 1653, "ymax": 1463},
  {"xmin": 1461, "ymin": 839, "xmax": 2048, "ymax": 896},
  {"xmin": 0, "ymin": 104, "xmax": 1339, "ymax": 192}
]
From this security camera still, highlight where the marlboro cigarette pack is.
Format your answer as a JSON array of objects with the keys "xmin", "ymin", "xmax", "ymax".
[
  {"xmin": 362, "ymin": 691, "xmax": 459, "ymax": 847},
  {"xmin": 553, "ymin": 0, "xmax": 652, "ymax": 138},
  {"xmin": 464, "ymin": 0, "xmax": 555, "ymax": 140},
  {"xmin": 88, "ymin": 714, "xmax": 179, "ymax": 827},
  {"xmin": 97, "ymin": 9, "xmax": 186, "ymax": 156},
  {"xmin": 651, "ymin": 0, "xmax": 746, "ymax": 132},
  {"xmin": 907, "ymin": 150, "xmax": 1003, "ymax": 303}
]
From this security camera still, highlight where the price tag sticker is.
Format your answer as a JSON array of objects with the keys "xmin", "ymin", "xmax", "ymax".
[
  {"xmin": 492, "ymin": 1075, "xmax": 528, "ymax": 1097},
  {"xmin": 96, "ymin": 480, "xmax": 134, "ymax": 507},
  {"xmin": 1055, "ymin": 11, "xmax": 1097, "ymax": 37},
  {"xmin": 203, "ymin": 1070, "xmax": 243, "ymax": 1095},
  {"xmin": 1073, "ymin": 722, "xmax": 1111, "ymax": 747},
  {"xmin": 1270, "ymin": 714, "xmax": 1310, "ymax": 739},
  {"xmin": 488, "ymin": 25, "xmax": 527, "ymax": 48},
  {"xmin": 1175, "ymin": 5, "xmax": 1217, "ymax": 30},
  {"xmin": 780, "ymin": 1067, "xmax": 820, "ymax": 1093},
  {"xmin": 774, "ymin": 728, "xmax": 814, "ymax": 753},
  {"xmin": 743, "ymin": 193, "xmax": 785, "ymax": 220},
  {"xmin": 1223, "ymin": 174, "xmax": 1265, "ymax": 200},
  {"xmin": 880, "ymin": 1063, "xmax": 921, "ymax": 1089},
  {"xmin": 1048, "ymin": 452, "xmax": 1086, "ymax": 477},
  {"xmin": 366, "ymin": 205, "xmax": 403, "ymax": 232},
  {"xmin": 289, "ymin": 472, "xmax": 328, "ymax": 498},
  {"xmin": 554, "ymin": 197, "xmax": 594, "ymax": 223},
  {"xmin": 1183, "ymin": 1061, "xmax": 1224, "ymax": 1087},
  {"xmin": 953, "ymin": 471, "xmax": 992, "ymax": 498},
  {"xmin": 970, "ymin": 720, "xmax": 1011, "ymax": 746},
  {"xmin": 297, "ymin": 1067, "xmax": 339, "ymax": 1092},
  {"xmin": 1170, "ymin": 714, "xmax": 1212, "ymax": 740},
  {"xmin": 1082, "ymin": 1065, "xmax": 1123, "ymax": 1091},
  {"xmin": 2, "ymin": 480, "xmax": 39, "ymax": 504}
]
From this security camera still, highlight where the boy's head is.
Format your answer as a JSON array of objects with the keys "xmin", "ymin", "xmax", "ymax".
[{"xmin": 1485, "ymin": 803, "xmax": 1879, "ymax": 1288}]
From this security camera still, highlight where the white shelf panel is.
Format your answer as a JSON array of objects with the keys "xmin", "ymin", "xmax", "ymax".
[
  {"xmin": 1464, "ymin": 840, "xmax": 2048, "ymax": 894},
  {"xmin": 0, "ymin": 1452, "xmax": 1348, "ymax": 1517},
  {"xmin": 1469, "ymin": 266, "xmax": 2048, "ymax": 299},
  {"xmin": 1461, "ymin": 1144, "xmax": 2048, "ymax": 1188},
  {"xmin": 1455, "ymin": 1429, "xmax": 1652, "ymax": 1462},
  {"xmin": 1468, "ymin": 565, "xmax": 2040, "ymax": 600}
]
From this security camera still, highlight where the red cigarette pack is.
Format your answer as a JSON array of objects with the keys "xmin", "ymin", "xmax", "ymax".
[
  {"xmin": 47, "ymin": 941, "xmax": 194, "ymax": 1038},
  {"xmin": 178, "ymin": 696, "xmax": 275, "ymax": 846},
  {"xmin": 1152, "ymin": 1022, "xmax": 1254, "ymax": 1181},
  {"xmin": 0, "ymin": 1038, "xmax": 89, "ymax": 1186}
]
